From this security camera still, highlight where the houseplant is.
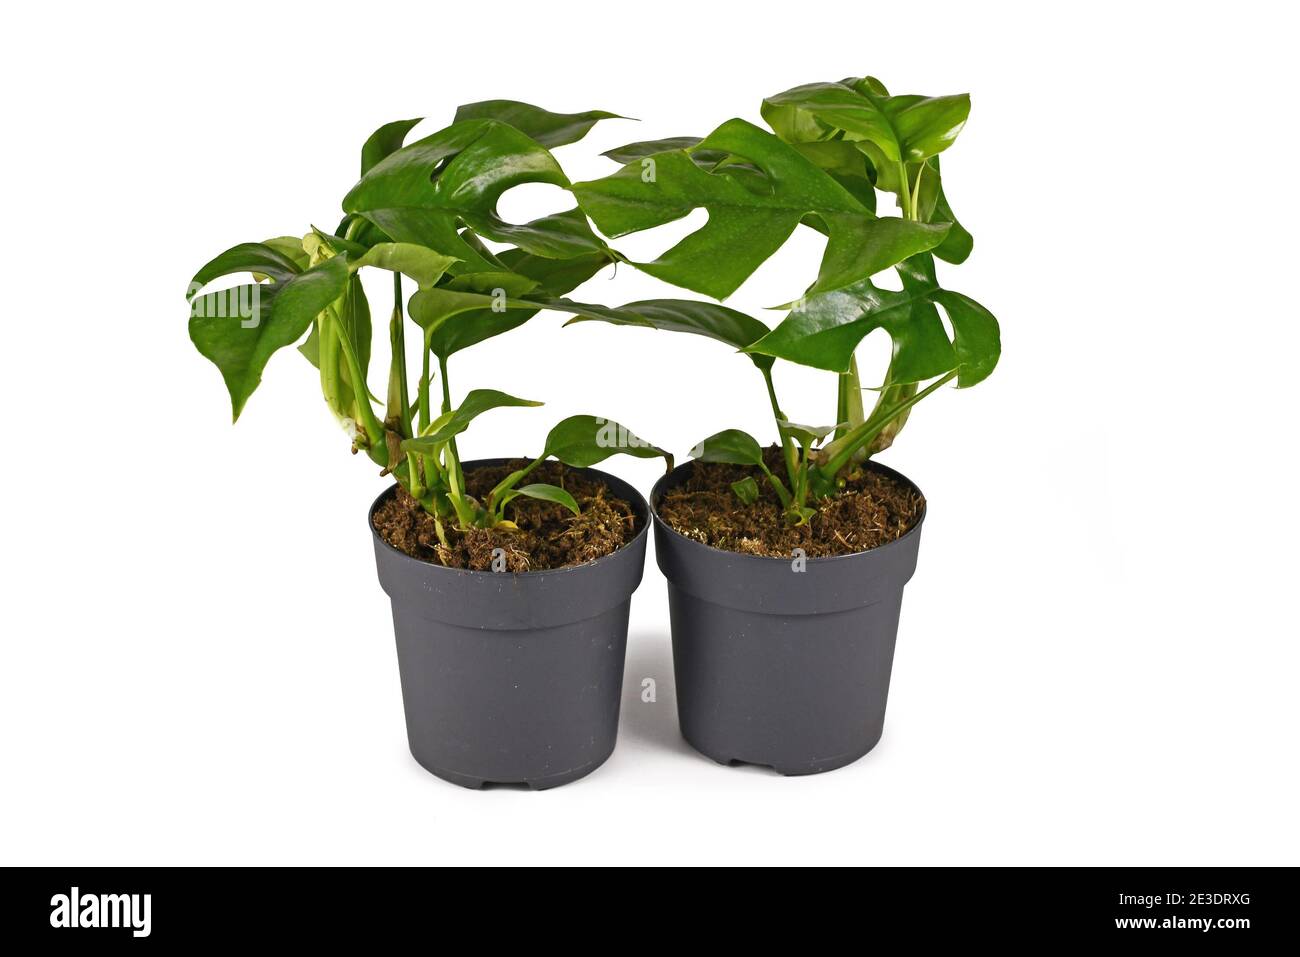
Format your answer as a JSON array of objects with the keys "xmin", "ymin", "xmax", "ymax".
[
  {"xmin": 568, "ymin": 76, "xmax": 1001, "ymax": 774},
  {"xmin": 185, "ymin": 101, "xmax": 672, "ymax": 788}
]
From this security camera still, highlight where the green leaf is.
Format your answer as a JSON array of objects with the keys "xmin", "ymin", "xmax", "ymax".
[
  {"xmin": 730, "ymin": 476, "xmax": 761, "ymax": 505},
  {"xmin": 469, "ymin": 206, "xmax": 612, "ymax": 260},
  {"xmin": 496, "ymin": 248, "xmax": 611, "ymax": 297},
  {"xmin": 407, "ymin": 285, "xmax": 531, "ymax": 335},
  {"xmin": 763, "ymin": 79, "xmax": 969, "ymax": 164},
  {"xmin": 688, "ymin": 428, "xmax": 764, "ymax": 466},
  {"xmin": 574, "ymin": 118, "xmax": 936, "ymax": 299},
  {"xmin": 926, "ymin": 156, "xmax": 973, "ymax": 264},
  {"xmin": 261, "ymin": 236, "xmax": 310, "ymax": 272},
  {"xmin": 602, "ymin": 136, "xmax": 721, "ymax": 164},
  {"xmin": 810, "ymin": 215, "xmax": 948, "ymax": 296},
  {"xmin": 441, "ymin": 271, "xmax": 540, "ymax": 296},
  {"xmin": 349, "ymin": 242, "xmax": 457, "ymax": 288},
  {"xmin": 343, "ymin": 119, "xmax": 572, "ymax": 267},
  {"xmin": 423, "ymin": 253, "xmax": 613, "ymax": 359},
  {"xmin": 747, "ymin": 254, "xmax": 999, "ymax": 385},
  {"xmin": 503, "ymin": 483, "xmax": 581, "ymax": 516},
  {"xmin": 335, "ymin": 274, "xmax": 372, "ymax": 406},
  {"xmin": 189, "ymin": 255, "xmax": 350, "ymax": 420},
  {"xmin": 541, "ymin": 415, "xmax": 673, "ymax": 469},
  {"xmin": 453, "ymin": 100, "xmax": 626, "ymax": 148},
  {"xmin": 933, "ymin": 290, "xmax": 1000, "ymax": 387},
  {"xmin": 401, "ymin": 389, "xmax": 542, "ymax": 452},
  {"xmin": 563, "ymin": 298, "xmax": 769, "ymax": 350},
  {"xmin": 188, "ymin": 242, "xmax": 300, "ymax": 298},
  {"xmin": 361, "ymin": 118, "xmax": 423, "ymax": 176},
  {"xmin": 777, "ymin": 420, "xmax": 842, "ymax": 447}
]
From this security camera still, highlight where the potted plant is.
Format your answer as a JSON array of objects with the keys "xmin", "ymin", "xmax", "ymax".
[
  {"xmin": 568, "ymin": 76, "xmax": 1001, "ymax": 775},
  {"xmin": 185, "ymin": 101, "xmax": 671, "ymax": 789}
]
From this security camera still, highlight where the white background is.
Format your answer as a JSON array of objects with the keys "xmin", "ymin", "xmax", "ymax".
[{"xmin": 2, "ymin": 1, "xmax": 1297, "ymax": 866}]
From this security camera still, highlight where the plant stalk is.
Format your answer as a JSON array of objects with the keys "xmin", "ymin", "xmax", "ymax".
[{"xmin": 818, "ymin": 370, "xmax": 956, "ymax": 478}]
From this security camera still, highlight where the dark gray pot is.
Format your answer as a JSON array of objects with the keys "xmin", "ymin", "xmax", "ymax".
[
  {"xmin": 651, "ymin": 461, "xmax": 925, "ymax": 776},
  {"xmin": 369, "ymin": 460, "xmax": 649, "ymax": 790}
]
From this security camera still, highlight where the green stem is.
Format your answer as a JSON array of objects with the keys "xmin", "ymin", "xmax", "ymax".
[
  {"xmin": 418, "ymin": 333, "xmax": 432, "ymax": 433},
  {"xmin": 324, "ymin": 305, "xmax": 383, "ymax": 449},
  {"xmin": 819, "ymin": 370, "xmax": 957, "ymax": 478},
  {"xmin": 434, "ymin": 354, "xmax": 474, "ymax": 527},
  {"xmin": 761, "ymin": 365, "xmax": 799, "ymax": 488},
  {"xmin": 897, "ymin": 161, "xmax": 914, "ymax": 219},
  {"xmin": 486, "ymin": 457, "xmax": 544, "ymax": 523},
  {"xmin": 757, "ymin": 462, "xmax": 792, "ymax": 509}
]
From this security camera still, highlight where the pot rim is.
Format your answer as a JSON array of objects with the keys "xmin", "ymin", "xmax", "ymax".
[
  {"xmin": 650, "ymin": 458, "xmax": 927, "ymax": 567},
  {"xmin": 368, "ymin": 457, "xmax": 652, "ymax": 578}
]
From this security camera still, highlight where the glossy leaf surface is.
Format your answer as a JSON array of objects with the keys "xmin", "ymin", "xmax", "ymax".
[
  {"xmin": 574, "ymin": 119, "xmax": 940, "ymax": 299},
  {"xmin": 503, "ymin": 483, "xmax": 580, "ymax": 515},
  {"xmin": 401, "ymin": 389, "xmax": 542, "ymax": 452},
  {"xmin": 689, "ymin": 428, "xmax": 764, "ymax": 465},
  {"xmin": 747, "ymin": 254, "xmax": 1000, "ymax": 385},
  {"xmin": 189, "ymin": 255, "xmax": 349, "ymax": 420},
  {"xmin": 541, "ymin": 415, "xmax": 672, "ymax": 469},
  {"xmin": 453, "ymin": 99, "xmax": 624, "ymax": 148}
]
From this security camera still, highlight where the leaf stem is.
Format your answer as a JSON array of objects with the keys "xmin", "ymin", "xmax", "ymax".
[
  {"xmin": 897, "ymin": 161, "xmax": 914, "ymax": 219},
  {"xmin": 761, "ymin": 365, "xmax": 799, "ymax": 489},
  {"xmin": 818, "ymin": 370, "xmax": 956, "ymax": 478}
]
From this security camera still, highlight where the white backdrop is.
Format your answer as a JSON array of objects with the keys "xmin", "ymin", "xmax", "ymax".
[{"xmin": 2, "ymin": 0, "xmax": 1297, "ymax": 866}]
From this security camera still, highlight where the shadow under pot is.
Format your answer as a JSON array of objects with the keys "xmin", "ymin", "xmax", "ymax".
[
  {"xmin": 369, "ymin": 460, "xmax": 649, "ymax": 790},
  {"xmin": 651, "ymin": 461, "xmax": 925, "ymax": 776}
]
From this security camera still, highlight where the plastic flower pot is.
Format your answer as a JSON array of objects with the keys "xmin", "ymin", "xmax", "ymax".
[
  {"xmin": 650, "ymin": 461, "xmax": 925, "ymax": 776},
  {"xmin": 370, "ymin": 460, "xmax": 649, "ymax": 790}
]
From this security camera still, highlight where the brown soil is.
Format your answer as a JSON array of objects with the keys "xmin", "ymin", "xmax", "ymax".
[
  {"xmin": 657, "ymin": 447, "xmax": 924, "ymax": 558},
  {"xmin": 372, "ymin": 461, "xmax": 640, "ymax": 572}
]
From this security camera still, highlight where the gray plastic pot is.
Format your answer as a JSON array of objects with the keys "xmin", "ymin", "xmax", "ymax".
[
  {"xmin": 369, "ymin": 460, "xmax": 649, "ymax": 790},
  {"xmin": 651, "ymin": 461, "xmax": 925, "ymax": 776}
]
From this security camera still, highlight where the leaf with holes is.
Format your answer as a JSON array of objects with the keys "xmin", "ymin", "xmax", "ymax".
[
  {"xmin": 747, "ymin": 254, "xmax": 999, "ymax": 386},
  {"xmin": 573, "ymin": 118, "xmax": 944, "ymax": 299}
]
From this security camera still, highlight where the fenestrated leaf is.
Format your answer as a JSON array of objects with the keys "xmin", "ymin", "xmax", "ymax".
[
  {"xmin": 342, "ymin": 119, "xmax": 572, "ymax": 268},
  {"xmin": 401, "ymin": 389, "xmax": 542, "ymax": 453},
  {"xmin": 573, "ymin": 118, "xmax": 941, "ymax": 300},
  {"xmin": 471, "ymin": 206, "xmax": 612, "ymax": 260},
  {"xmin": 746, "ymin": 254, "xmax": 999, "ymax": 386},
  {"xmin": 453, "ymin": 100, "xmax": 626, "ymax": 148},
  {"xmin": 926, "ymin": 156, "xmax": 973, "ymax": 264},
  {"xmin": 810, "ymin": 215, "xmax": 948, "ymax": 296},
  {"xmin": 689, "ymin": 428, "xmax": 764, "ymax": 465},
  {"xmin": 349, "ymin": 242, "xmax": 457, "ymax": 288},
  {"xmin": 933, "ymin": 289, "xmax": 999, "ymax": 386},
  {"xmin": 189, "ymin": 255, "xmax": 350, "ymax": 420},
  {"xmin": 361, "ymin": 118, "xmax": 423, "ymax": 175},
  {"xmin": 541, "ymin": 415, "xmax": 672, "ymax": 470},
  {"xmin": 502, "ymin": 483, "xmax": 580, "ymax": 516},
  {"xmin": 188, "ymin": 242, "xmax": 300, "ymax": 298}
]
